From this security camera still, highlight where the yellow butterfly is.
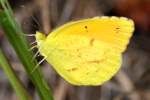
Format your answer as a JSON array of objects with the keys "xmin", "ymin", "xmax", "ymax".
[{"xmin": 35, "ymin": 16, "xmax": 134, "ymax": 86}]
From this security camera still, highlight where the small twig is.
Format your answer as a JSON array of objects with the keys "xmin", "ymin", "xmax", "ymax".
[
  {"xmin": 38, "ymin": 0, "xmax": 51, "ymax": 34},
  {"xmin": 57, "ymin": 0, "xmax": 78, "ymax": 26},
  {"xmin": 115, "ymin": 70, "xmax": 141, "ymax": 100},
  {"xmin": 72, "ymin": 0, "xmax": 102, "ymax": 19},
  {"xmin": 54, "ymin": 79, "xmax": 69, "ymax": 100},
  {"xmin": 50, "ymin": 0, "xmax": 59, "ymax": 26}
]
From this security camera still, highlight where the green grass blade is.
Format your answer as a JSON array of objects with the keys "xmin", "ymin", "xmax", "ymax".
[
  {"xmin": 0, "ymin": 49, "xmax": 32, "ymax": 100},
  {"xmin": 0, "ymin": 0, "xmax": 54, "ymax": 100}
]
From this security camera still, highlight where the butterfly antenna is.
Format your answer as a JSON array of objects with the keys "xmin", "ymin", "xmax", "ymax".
[
  {"xmin": 31, "ymin": 14, "xmax": 42, "ymax": 31},
  {"xmin": 28, "ymin": 45, "xmax": 37, "ymax": 51},
  {"xmin": 20, "ymin": 5, "xmax": 42, "ymax": 31},
  {"xmin": 31, "ymin": 56, "xmax": 47, "ymax": 73},
  {"xmin": 20, "ymin": 33, "xmax": 35, "ymax": 37},
  {"xmin": 32, "ymin": 50, "xmax": 40, "ymax": 61}
]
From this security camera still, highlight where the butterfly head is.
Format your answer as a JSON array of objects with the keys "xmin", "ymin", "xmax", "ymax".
[{"xmin": 35, "ymin": 31, "xmax": 46, "ymax": 48}]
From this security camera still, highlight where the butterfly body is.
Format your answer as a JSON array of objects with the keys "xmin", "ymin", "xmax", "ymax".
[{"xmin": 36, "ymin": 16, "xmax": 134, "ymax": 85}]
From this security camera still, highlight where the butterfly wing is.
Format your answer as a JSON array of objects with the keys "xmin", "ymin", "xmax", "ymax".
[
  {"xmin": 47, "ymin": 16, "xmax": 134, "ymax": 53},
  {"xmin": 43, "ymin": 34, "xmax": 121, "ymax": 85},
  {"xmin": 38, "ymin": 16, "xmax": 134, "ymax": 85}
]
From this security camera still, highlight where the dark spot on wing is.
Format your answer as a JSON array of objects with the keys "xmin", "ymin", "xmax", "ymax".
[
  {"xmin": 116, "ymin": 27, "xmax": 120, "ymax": 29},
  {"xmin": 86, "ymin": 57, "xmax": 106, "ymax": 64},
  {"xmin": 86, "ymin": 72, "xmax": 89, "ymax": 75},
  {"xmin": 86, "ymin": 60, "xmax": 101, "ymax": 64},
  {"xmin": 76, "ymin": 48, "xmax": 80, "ymax": 52},
  {"xmin": 95, "ymin": 70, "xmax": 99, "ymax": 72},
  {"xmin": 84, "ymin": 25, "xmax": 88, "ymax": 32},
  {"xmin": 85, "ymin": 25, "xmax": 88, "ymax": 29},
  {"xmin": 77, "ymin": 54, "xmax": 81, "ymax": 58},
  {"xmin": 67, "ymin": 67, "xmax": 78, "ymax": 72},
  {"xmin": 116, "ymin": 27, "xmax": 120, "ymax": 33},
  {"xmin": 89, "ymin": 38, "xmax": 95, "ymax": 46}
]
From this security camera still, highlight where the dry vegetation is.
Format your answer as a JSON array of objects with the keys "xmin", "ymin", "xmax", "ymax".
[{"xmin": 0, "ymin": 0, "xmax": 150, "ymax": 100}]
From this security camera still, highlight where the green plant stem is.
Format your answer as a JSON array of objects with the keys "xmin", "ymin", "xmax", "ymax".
[
  {"xmin": 0, "ymin": 49, "xmax": 31, "ymax": 100},
  {"xmin": 0, "ymin": 0, "xmax": 53, "ymax": 100}
]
